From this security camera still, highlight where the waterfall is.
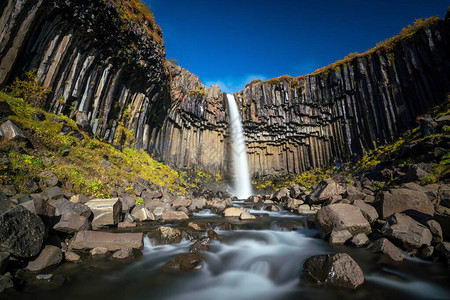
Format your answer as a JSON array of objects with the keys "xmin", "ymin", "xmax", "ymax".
[{"xmin": 227, "ymin": 94, "xmax": 252, "ymax": 199}]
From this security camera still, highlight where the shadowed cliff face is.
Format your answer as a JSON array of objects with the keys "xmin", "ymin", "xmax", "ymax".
[{"xmin": 0, "ymin": 0, "xmax": 169, "ymax": 148}]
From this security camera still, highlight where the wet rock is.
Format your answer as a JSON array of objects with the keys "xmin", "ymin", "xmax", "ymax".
[
  {"xmin": 353, "ymin": 200, "xmax": 378, "ymax": 224},
  {"xmin": 150, "ymin": 227, "xmax": 182, "ymax": 244},
  {"xmin": 64, "ymin": 252, "xmax": 81, "ymax": 263},
  {"xmin": 42, "ymin": 187, "xmax": 65, "ymax": 201},
  {"xmin": 163, "ymin": 252, "xmax": 204, "ymax": 271},
  {"xmin": 208, "ymin": 229, "xmax": 221, "ymax": 240},
  {"xmin": 377, "ymin": 188, "xmax": 434, "ymax": 220},
  {"xmin": 36, "ymin": 274, "xmax": 53, "ymax": 281},
  {"xmin": 369, "ymin": 238, "xmax": 404, "ymax": 264},
  {"xmin": 0, "ymin": 275, "xmax": 13, "ymax": 293},
  {"xmin": 0, "ymin": 205, "xmax": 45, "ymax": 257},
  {"xmin": 0, "ymin": 252, "xmax": 9, "ymax": 273},
  {"xmin": 308, "ymin": 179, "xmax": 346, "ymax": 204},
  {"xmin": 189, "ymin": 238, "xmax": 210, "ymax": 253},
  {"xmin": 315, "ymin": 204, "xmax": 371, "ymax": 239},
  {"xmin": 111, "ymin": 248, "xmax": 138, "ymax": 263},
  {"xmin": 161, "ymin": 210, "xmax": 189, "ymax": 221},
  {"xmin": 426, "ymin": 220, "xmax": 443, "ymax": 243},
  {"xmin": 223, "ymin": 207, "xmax": 243, "ymax": 217},
  {"xmin": 329, "ymin": 230, "xmax": 352, "ymax": 245},
  {"xmin": 188, "ymin": 222, "xmax": 207, "ymax": 231},
  {"xmin": 90, "ymin": 247, "xmax": 109, "ymax": 258},
  {"xmin": 381, "ymin": 213, "xmax": 432, "ymax": 250},
  {"xmin": 420, "ymin": 246, "xmax": 434, "ymax": 258},
  {"xmin": 350, "ymin": 234, "xmax": 369, "ymax": 247},
  {"xmin": 131, "ymin": 205, "xmax": 155, "ymax": 221},
  {"xmin": 301, "ymin": 253, "xmax": 364, "ymax": 289},
  {"xmin": 435, "ymin": 242, "xmax": 450, "ymax": 259},
  {"xmin": 53, "ymin": 212, "xmax": 89, "ymax": 233},
  {"xmin": 26, "ymin": 245, "xmax": 63, "ymax": 272},
  {"xmin": 85, "ymin": 198, "xmax": 121, "ymax": 227},
  {"xmin": 240, "ymin": 211, "xmax": 256, "ymax": 220},
  {"xmin": 71, "ymin": 231, "xmax": 144, "ymax": 251},
  {"xmin": 118, "ymin": 221, "xmax": 137, "ymax": 228}
]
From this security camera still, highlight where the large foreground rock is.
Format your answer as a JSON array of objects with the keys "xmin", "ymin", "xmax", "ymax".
[
  {"xmin": 369, "ymin": 238, "xmax": 404, "ymax": 265},
  {"xmin": 26, "ymin": 245, "xmax": 62, "ymax": 272},
  {"xmin": 381, "ymin": 213, "xmax": 432, "ymax": 250},
  {"xmin": 308, "ymin": 179, "xmax": 346, "ymax": 204},
  {"xmin": 85, "ymin": 198, "xmax": 121, "ymax": 227},
  {"xmin": 302, "ymin": 253, "xmax": 364, "ymax": 289},
  {"xmin": 20, "ymin": 197, "xmax": 55, "ymax": 225},
  {"xmin": 71, "ymin": 231, "xmax": 143, "ymax": 251},
  {"xmin": 315, "ymin": 204, "xmax": 371, "ymax": 238},
  {"xmin": 377, "ymin": 188, "xmax": 434, "ymax": 219},
  {"xmin": 0, "ymin": 206, "xmax": 45, "ymax": 258}
]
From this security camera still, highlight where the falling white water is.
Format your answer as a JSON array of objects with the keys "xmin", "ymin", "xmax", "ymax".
[{"xmin": 227, "ymin": 94, "xmax": 252, "ymax": 199}]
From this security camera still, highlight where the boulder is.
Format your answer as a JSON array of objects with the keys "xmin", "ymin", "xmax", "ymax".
[
  {"xmin": 420, "ymin": 246, "xmax": 434, "ymax": 258},
  {"xmin": 172, "ymin": 197, "xmax": 192, "ymax": 208},
  {"xmin": 71, "ymin": 231, "xmax": 144, "ymax": 251},
  {"xmin": 53, "ymin": 212, "xmax": 89, "ymax": 233},
  {"xmin": 161, "ymin": 210, "xmax": 189, "ymax": 221},
  {"xmin": 39, "ymin": 170, "xmax": 59, "ymax": 188},
  {"xmin": 42, "ymin": 187, "xmax": 65, "ymax": 201},
  {"xmin": 120, "ymin": 195, "xmax": 136, "ymax": 212},
  {"xmin": 345, "ymin": 185, "xmax": 365, "ymax": 201},
  {"xmin": 315, "ymin": 204, "xmax": 371, "ymax": 239},
  {"xmin": 248, "ymin": 195, "xmax": 263, "ymax": 203},
  {"xmin": 163, "ymin": 252, "xmax": 204, "ymax": 271},
  {"xmin": 187, "ymin": 222, "xmax": 207, "ymax": 231},
  {"xmin": 435, "ymin": 242, "xmax": 450, "ymax": 259},
  {"xmin": 90, "ymin": 247, "xmax": 109, "ymax": 258},
  {"xmin": 189, "ymin": 197, "xmax": 206, "ymax": 211},
  {"xmin": 111, "ymin": 248, "xmax": 138, "ymax": 263},
  {"xmin": 426, "ymin": 220, "xmax": 443, "ymax": 243},
  {"xmin": 381, "ymin": 213, "xmax": 432, "ymax": 250},
  {"xmin": 26, "ymin": 245, "xmax": 63, "ymax": 272},
  {"xmin": 0, "ymin": 120, "xmax": 28, "ymax": 143},
  {"xmin": 85, "ymin": 198, "xmax": 121, "ymax": 227},
  {"xmin": 69, "ymin": 194, "xmax": 90, "ymax": 204},
  {"xmin": 377, "ymin": 188, "xmax": 434, "ymax": 220},
  {"xmin": 240, "ymin": 211, "xmax": 256, "ymax": 220},
  {"xmin": 308, "ymin": 179, "xmax": 346, "ymax": 204},
  {"xmin": 20, "ymin": 197, "xmax": 55, "ymax": 225},
  {"xmin": 301, "ymin": 253, "xmax": 364, "ymax": 289},
  {"xmin": 0, "ymin": 252, "xmax": 9, "ymax": 274},
  {"xmin": 0, "ymin": 185, "xmax": 16, "ymax": 197},
  {"xmin": 150, "ymin": 226, "xmax": 182, "ymax": 245},
  {"xmin": 298, "ymin": 204, "xmax": 316, "ymax": 215},
  {"xmin": 350, "ymin": 234, "xmax": 369, "ymax": 247},
  {"xmin": 434, "ymin": 205, "xmax": 450, "ymax": 240},
  {"xmin": 0, "ymin": 190, "xmax": 15, "ymax": 215},
  {"xmin": 403, "ymin": 165, "xmax": 429, "ymax": 183},
  {"xmin": 0, "ymin": 275, "xmax": 13, "ymax": 293},
  {"xmin": 289, "ymin": 184, "xmax": 303, "ymax": 199},
  {"xmin": 287, "ymin": 198, "xmax": 304, "ymax": 211},
  {"xmin": 272, "ymin": 188, "xmax": 290, "ymax": 203},
  {"xmin": 208, "ymin": 229, "xmax": 221, "ymax": 240},
  {"xmin": 189, "ymin": 238, "xmax": 210, "ymax": 253},
  {"xmin": 64, "ymin": 252, "xmax": 81, "ymax": 263},
  {"xmin": 0, "ymin": 205, "xmax": 45, "ymax": 258},
  {"xmin": 49, "ymin": 198, "xmax": 91, "ymax": 218},
  {"xmin": 329, "ymin": 230, "xmax": 352, "ymax": 245},
  {"xmin": 76, "ymin": 111, "xmax": 90, "ymax": 131},
  {"xmin": 369, "ymin": 238, "xmax": 404, "ymax": 265},
  {"xmin": 223, "ymin": 207, "xmax": 243, "ymax": 217},
  {"xmin": 131, "ymin": 205, "xmax": 155, "ymax": 221},
  {"xmin": 353, "ymin": 200, "xmax": 378, "ymax": 224}
]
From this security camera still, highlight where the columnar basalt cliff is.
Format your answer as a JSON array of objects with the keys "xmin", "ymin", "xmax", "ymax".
[
  {"xmin": 0, "ymin": 0, "xmax": 169, "ymax": 148},
  {"xmin": 236, "ymin": 19, "xmax": 450, "ymax": 176}
]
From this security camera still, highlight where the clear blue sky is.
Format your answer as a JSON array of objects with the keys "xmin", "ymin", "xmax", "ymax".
[{"xmin": 145, "ymin": 0, "xmax": 449, "ymax": 93}]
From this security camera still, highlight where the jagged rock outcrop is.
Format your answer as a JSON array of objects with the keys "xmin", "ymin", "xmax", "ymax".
[{"xmin": 0, "ymin": 0, "xmax": 169, "ymax": 148}]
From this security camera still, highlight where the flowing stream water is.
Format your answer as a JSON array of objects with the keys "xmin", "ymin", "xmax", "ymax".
[
  {"xmin": 18, "ymin": 200, "xmax": 450, "ymax": 300},
  {"xmin": 226, "ymin": 94, "xmax": 252, "ymax": 199}
]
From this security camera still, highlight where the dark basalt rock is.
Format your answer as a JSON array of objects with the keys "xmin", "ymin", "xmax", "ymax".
[{"xmin": 0, "ymin": 205, "xmax": 45, "ymax": 258}]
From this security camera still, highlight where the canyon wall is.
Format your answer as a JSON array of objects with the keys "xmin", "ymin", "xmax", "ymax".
[{"xmin": 0, "ymin": 0, "xmax": 169, "ymax": 148}]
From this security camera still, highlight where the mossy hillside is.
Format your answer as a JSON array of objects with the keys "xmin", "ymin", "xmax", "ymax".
[{"xmin": 0, "ymin": 92, "xmax": 188, "ymax": 198}]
